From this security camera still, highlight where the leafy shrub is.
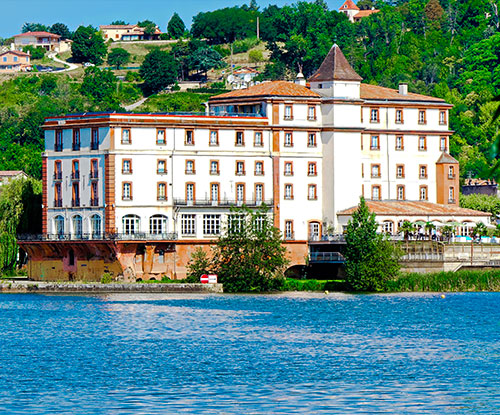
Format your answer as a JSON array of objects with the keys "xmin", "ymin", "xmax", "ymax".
[
  {"xmin": 232, "ymin": 37, "xmax": 259, "ymax": 54},
  {"xmin": 186, "ymin": 247, "xmax": 212, "ymax": 283},
  {"xmin": 101, "ymin": 273, "xmax": 112, "ymax": 284},
  {"xmin": 125, "ymin": 71, "xmax": 142, "ymax": 82},
  {"xmin": 213, "ymin": 45, "xmax": 231, "ymax": 57},
  {"xmin": 249, "ymin": 49, "xmax": 263, "ymax": 63}
]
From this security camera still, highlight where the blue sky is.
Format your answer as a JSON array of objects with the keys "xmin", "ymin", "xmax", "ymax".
[{"xmin": 1, "ymin": 0, "xmax": 345, "ymax": 38}]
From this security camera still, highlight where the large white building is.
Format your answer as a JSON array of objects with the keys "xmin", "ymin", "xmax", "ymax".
[{"xmin": 21, "ymin": 44, "xmax": 486, "ymax": 281}]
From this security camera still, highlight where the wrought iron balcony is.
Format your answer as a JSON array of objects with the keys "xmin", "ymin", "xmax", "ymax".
[
  {"xmin": 90, "ymin": 198, "xmax": 99, "ymax": 207},
  {"xmin": 71, "ymin": 171, "xmax": 80, "ymax": 180},
  {"xmin": 17, "ymin": 232, "xmax": 178, "ymax": 242},
  {"xmin": 54, "ymin": 144, "xmax": 63, "ymax": 152},
  {"xmin": 54, "ymin": 199, "xmax": 62, "ymax": 208},
  {"xmin": 72, "ymin": 198, "xmax": 80, "ymax": 207},
  {"xmin": 53, "ymin": 172, "xmax": 62, "ymax": 181}
]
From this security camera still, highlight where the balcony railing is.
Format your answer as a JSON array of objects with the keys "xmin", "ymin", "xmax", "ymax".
[
  {"xmin": 448, "ymin": 174, "xmax": 455, "ymax": 179},
  {"xmin": 309, "ymin": 252, "xmax": 346, "ymax": 263},
  {"xmin": 54, "ymin": 199, "xmax": 62, "ymax": 208},
  {"xmin": 53, "ymin": 172, "xmax": 62, "ymax": 181},
  {"xmin": 71, "ymin": 171, "xmax": 80, "ymax": 180},
  {"xmin": 72, "ymin": 143, "xmax": 80, "ymax": 151},
  {"xmin": 174, "ymin": 198, "xmax": 273, "ymax": 207},
  {"xmin": 284, "ymin": 232, "xmax": 295, "ymax": 241},
  {"xmin": 17, "ymin": 232, "xmax": 178, "ymax": 242},
  {"xmin": 91, "ymin": 142, "xmax": 99, "ymax": 150},
  {"xmin": 54, "ymin": 144, "xmax": 63, "ymax": 152},
  {"xmin": 448, "ymin": 198, "xmax": 456, "ymax": 204},
  {"xmin": 90, "ymin": 171, "xmax": 99, "ymax": 179},
  {"xmin": 72, "ymin": 198, "xmax": 80, "ymax": 207},
  {"xmin": 90, "ymin": 198, "xmax": 99, "ymax": 206}
]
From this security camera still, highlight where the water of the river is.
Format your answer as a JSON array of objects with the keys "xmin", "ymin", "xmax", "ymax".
[{"xmin": 0, "ymin": 292, "xmax": 499, "ymax": 414}]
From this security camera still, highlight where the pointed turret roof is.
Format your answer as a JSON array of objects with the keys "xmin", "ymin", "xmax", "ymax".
[
  {"xmin": 309, "ymin": 44, "xmax": 362, "ymax": 83},
  {"xmin": 437, "ymin": 152, "xmax": 459, "ymax": 164},
  {"xmin": 339, "ymin": 0, "xmax": 359, "ymax": 11}
]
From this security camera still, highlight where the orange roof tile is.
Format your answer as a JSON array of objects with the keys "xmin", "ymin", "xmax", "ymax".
[
  {"xmin": 0, "ymin": 50, "xmax": 30, "ymax": 57},
  {"xmin": 309, "ymin": 44, "xmax": 362, "ymax": 82},
  {"xmin": 14, "ymin": 31, "xmax": 60, "ymax": 38},
  {"xmin": 210, "ymin": 81, "xmax": 320, "ymax": 100},
  {"xmin": 360, "ymin": 83, "xmax": 446, "ymax": 103},
  {"xmin": 339, "ymin": 0, "xmax": 359, "ymax": 11},
  {"xmin": 338, "ymin": 201, "xmax": 490, "ymax": 217},
  {"xmin": 354, "ymin": 9, "xmax": 380, "ymax": 18}
]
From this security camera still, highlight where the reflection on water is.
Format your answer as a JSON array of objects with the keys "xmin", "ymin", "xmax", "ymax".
[{"xmin": 0, "ymin": 292, "xmax": 499, "ymax": 414}]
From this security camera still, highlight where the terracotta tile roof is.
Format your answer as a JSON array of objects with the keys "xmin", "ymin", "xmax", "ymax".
[
  {"xmin": 355, "ymin": 9, "xmax": 380, "ymax": 18},
  {"xmin": 14, "ymin": 31, "xmax": 60, "ymax": 38},
  {"xmin": 464, "ymin": 178, "xmax": 497, "ymax": 186},
  {"xmin": 338, "ymin": 201, "xmax": 491, "ymax": 217},
  {"xmin": 210, "ymin": 81, "xmax": 320, "ymax": 100},
  {"xmin": 339, "ymin": 0, "xmax": 359, "ymax": 11},
  {"xmin": 308, "ymin": 44, "xmax": 363, "ymax": 82},
  {"xmin": 360, "ymin": 83, "xmax": 446, "ymax": 103},
  {"xmin": 0, "ymin": 170, "xmax": 25, "ymax": 177},
  {"xmin": 436, "ymin": 152, "xmax": 459, "ymax": 164},
  {"xmin": 99, "ymin": 25, "xmax": 137, "ymax": 29},
  {"xmin": 0, "ymin": 50, "xmax": 29, "ymax": 57}
]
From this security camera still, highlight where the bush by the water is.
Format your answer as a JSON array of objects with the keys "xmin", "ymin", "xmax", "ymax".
[
  {"xmin": 386, "ymin": 270, "xmax": 500, "ymax": 292},
  {"xmin": 284, "ymin": 279, "xmax": 350, "ymax": 292}
]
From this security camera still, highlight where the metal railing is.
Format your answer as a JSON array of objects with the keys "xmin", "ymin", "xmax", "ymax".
[
  {"xmin": 90, "ymin": 171, "xmax": 99, "ymax": 179},
  {"xmin": 18, "ymin": 232, "xmax": 178, "ymax": 242},
  {"xmin": 71, "ymin": 171, "xmax": 80, "ymax": 180},
  {"xmin": 309, "ymin": 252, "xmax": 346, "ymax": 262},
  {"xmin": 174, "ymin": 198, "xmax": 273, "ymax": 207},
  {"xmin": 90, "ymin": 198, "xmax": 99, "ymax": 206},
  {"xmin": 53, "ymin": 172, "xmax": 62, "ymax": 181},
  {"xmin": 54, "ymin": 144, "xmax": 63, "ymax": 152},
  {"xmin": 72, "ymin": 198, "xmax": 80, "ymax": 207},
  {"xmin": 401, "ymin": 253, "xmax": 444, "ymax": 262}
]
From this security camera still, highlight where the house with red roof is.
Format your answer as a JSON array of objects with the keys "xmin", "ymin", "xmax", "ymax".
[
  {"xmin": 13, "ymin": 31, "xmax": 62, "ymax": 52},
  {"xmin": 339, "ymin": 0, "xmax": 380, "ymax": 22},
  {"xmin": 99, "ymin": 24, "xmax": 162, "ymax": 41},
  {"xmin": 0, "ymin": 50, "xmax": 31, "ymax": 73}
]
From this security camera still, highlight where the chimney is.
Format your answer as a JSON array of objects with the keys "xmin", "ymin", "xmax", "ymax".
[
  {"xmin": 399, "ymin": 83, "xmax": 408, "ymax": 95},
  {"xmin": 295, "ymin": 72, "xmax": 306, "ymax": 87}
]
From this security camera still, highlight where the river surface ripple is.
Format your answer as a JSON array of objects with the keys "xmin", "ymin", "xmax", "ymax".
[{"xmin": 0, "ymin": 292, "xmax": 499, "ymax": 414}]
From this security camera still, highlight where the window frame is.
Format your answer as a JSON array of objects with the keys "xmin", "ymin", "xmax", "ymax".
[
  {"xmin": 395, "ymin": 108, "xmax": 403, "ymax": 124},
  {"xmin": 235, "ymin": 160, "xmax": 245, "ymax": 176},
  {"xmin": 370, "ymin": 108, "xmax": 380, "ymax": 123},
  {"xmin": 235, "ymin": 131, "xmax": 245, "ymax": 146},
  {"xmin": 254, "ymin": 161, "xmax": 264, "ymax": 176},
  {"xmin": 121, "ymin": 128, "xmax": 131, "ymax": 145},
  {"xmin": 254, "ymin": 131, "xmax": 263, "ymax": 147},
  {"xmin": 122, "ymin": 182, "xmax": 132, "ymax": 201},
  {"xmin": 284, "ymin": 104, "xmax": 293, "ymax": 120},
  {"xmin": 307, "ymin": 106, "xmax": 316, "ymax": 121},
  {"xmin": 122, "ymin": 159, "xmax": 132, "ymax": 174},
  {"xmin": 418, "ymin": 109, "xmax": 427, "ymax": 125},
  {"xmin": 156, "ymin": 128, "xmax": 166, "ymax": 145},
  {"xmin": 308, "ymin": 184, "xmax": 317, "ymax": 200},
  {"xmin": 72, "ymin": 129, "xmax": 80, "ymax": 151},
  {"xmin": 395, "ymin": 135, "xmax": 404, "ymax": 151},
  {"xmin": 284, "ymin": 183, "xmax": 294, "ymax": 200},
  {"xmin": 396, "ymin": 164, "xmax": 405, "ymax": 179},
  {"xmin": 185, "ymin": 129, "xmax": 195, "ymax": 146},
  {"xmin": 157, "ymin": 182, "xmax": 167, "ymax": 201},
  {"xmin": 418, "ymin": 136, "xmax": 427, "ymax": 151},
  {"xmin": 284, "ymin": 131, "xmax": 293, "ymax": 148},
  {"xmin": 185, "ymin": 159, "xmax": 195, "ymax": 174},
  {"xmin": 370, "ymin": 135, "xmax": 380, "ymax": 150},
  {"xmin": 210, "ymin": 160, "xmax": 220, "ymax": 176},
  {"xmin": 419, "ymin": 185, "xmax": 428, "ymax": 201},
  {"xmin": 307, "ymin": 132, "xmax": 317, "ymax": 148},
  {"xmin": 308, "ymin": 162, "xmax": 317, "ymax": 176},
  {"xmin": 371, "ymin": 185, "xmax": 381, "ymax": 200},
  {"xmin": 371, "ymin": 163, "xmax": 381, "ymax": 178},
  {"xmin": 157, "ymin": 159, "xmax": 167, "ymax": 174},
  {"xmin": 397, "ymin": 185, "xmax": 405, "ymax": 201},
  {"xmin": 209, "ymin": 130, "xmax": 219, "ymax": 146},
  {"xmin": 284, "ymin": 161, "xmax": 293, "ymax": 177},
  {"xmin": 419, "ymin": 164, "xmax": 428, "ymax": 179}
]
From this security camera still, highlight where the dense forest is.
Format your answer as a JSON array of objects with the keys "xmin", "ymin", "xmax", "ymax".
[{"xmin": 0, "ymin": 0, "xmax": 499, "ymax": 182}]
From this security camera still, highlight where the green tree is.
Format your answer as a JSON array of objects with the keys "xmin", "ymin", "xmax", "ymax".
[
  {"xmin": 22, "ymin": 22, "xmax": 49, "ymax": 33},
  {"xmin": 140, "ymin": 49, "xmax": 179, "ymax": 94},
  {"xmin": 110, "ymin": 20, "xmax": 128, "ymax": 25},
  {"xmin": 186, "ymin": 247, "xmax": 213, "ymax": 282},
  {"xmin": 22, "ymin": 45, "xmax": 45, "ymax": 60},
  {"xmin": 50, "ymin": 23, "xmax": 72, "ymax": 39},
  {"xmin": 189, "ymin": 46, "xmax": 225, "ymax": 79},
  {"xmin": 71, "ymin": 25, "xmax": 108, "ymax": 65},
  {"xmin": 167, "ymin": 13, "xmax": 186, "ymax": 39},
  {"xmin": 108, "ymin": 47, "xmax": 130, "ymax": 69},
  {"xmin": 344, "ymin": 197, "xmax": 401, "ymax": 291},
  {"xmin": 0, "ymin": 177, "xmax": 42, "ymax": 270},
  {"xmin": 249, "ymin": 49, "xmax": 264, "ymax": 63},
  {"xmin": 137, "ymin": 20, "xmax": 157, "ymax": 37},
  {"xmin": 80, "ymin": 67, "xmax": 120, "ymax": 110},
  {"xmin": 212, "ymin": 206, "xmax": 288, "ymax": 292}
]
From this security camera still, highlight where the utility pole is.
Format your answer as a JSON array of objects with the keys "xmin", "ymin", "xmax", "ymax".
[{"xmin": 257, "ymin": 16, "xmax": 260, "ymax": 40}]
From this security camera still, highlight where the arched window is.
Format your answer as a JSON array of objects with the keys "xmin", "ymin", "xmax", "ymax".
[
  {"xmin": 72, "ymin": 215, "xmax": 83, "ymax": 238},
  {"xmin": 459, "ymin": 222, "xmax": 473, "ymax": 237},
  {"xmin": 123, "ymin": 215, "xmax": 140, "ymax": 235},
  {"xmin": 54, "ymin": 215, "xmax": 65, "ymax": 237},
  {"xmin": 91, "ymin": 214, "xmax": 102, "ymax": 238},
  {"xmin": 150, "ymin": 215, "xmax": 168, "ymax": 235},
  {"xmin": 382, "ymin": 221, "xmax": 394, "ymax": 234}
]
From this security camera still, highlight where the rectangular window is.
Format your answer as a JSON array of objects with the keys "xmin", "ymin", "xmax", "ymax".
[
  {"xmin": 448, "ymin": 166, "xmax": 455, "ymax": 179},
  {"xmin": 122, "ymin": 182, "xmax": 132, "ymax": 200},
  {"xmin": 419, "ymin": 165, "xmax": 428, "ymax": 179},
  {"xmin": 255, "ymin": 183, "xmax": 264, "ymax": 202},
  {"xmin": 185, "ymin": 130, "xmax": 194, "ymax": 145},
  {"xmin": 418, "ymin": 109, "xmax": 426, "ymax": 124},
  {"xmin": 54, "ymin": 182, "xmax": 62, "ymax": 207},
  {"xmin": 370, "ymin": 135, "xmax": 379, "ymax": 150},
  {"xmin": 210, "ymin": 183, "xmax": 219, "ymax": 202},
  {"xmin": 122, "ymin": 159, "xmax": 132, "ymax": 174},
  {"xmin": 308, "ymin": 133, "xmax": 317, "ymax": 148},
  {"xmin": 157, "ymin": 159, "xmax": 166, "ymax": 174},
  {"xmin": 371, "ymin": 164, "xmax": 381, "ymax": 178},
  {"xmin": 235, "ymin": 161, "xmax": 245, "ymax": 176},
  {"xmin": 370, "ymin": 108, "xmax": 379, "ymax": 123},
  {"xmin": 157, "ymin": 182, "xmax": 167, "ymax": 201},
  {"xmin": 284, "ymin": 105, "xmax": 293, "ymax": 120},
  {"xmin": 71, "ymin": 160, "xmax": 80, "ymax": 180},
  {"xmin": 157, "ymin": 129, "xmax": 166, "ymax": 145},
  {"xmin": 284, "ymin": 132, "xmax": 293, "ymax": 147},
  {"xmin": 395, "ymin": 136, "xmax": 404, "ymax": 150},
  {"xmin": 236, "ymin": 183, "xmax": 245, "ymax": 203},
  {"xmin": 186, "ymin": 183, "xmax": 195, "ymax": 202},
  {"xmin": 255, "ymin": 161, "xmax": 264, "ymax": 176},
  {"xmin": 285, "ymin": 220, "xmax": 294, "ymax": 240},
  {"xmin": 72, "ymin": 129, "xmax": 80, "ymax": 151},
  {"xmin": 361, "ymin": 163, "xmax": 364, "ymax": 178},
  {"xmin": 396, "ymin": 165, "xmax": 404, "ymax": 179},
  {"xmin": 91, "ymin": 128, "xmax": 99, "ymax": 150},
  {"xmin": 121, "ymin": 128, "xmax": 131, "ymax": 144},
  {"xmin": 254, "ymin": 131, "xmax": 263, "ymax": 147},
  {"xmin": 72, "ymin": 182, "xmax": 80, "ymax": 207},
  {"xmin": 91, "ymin": 181, "xmax": 98, "ymax": 206},
  {"xmin": 449, "ymin": 187, "xmax": 455, "ymax": 203},
  {"xmin": 203, "ymin": 214, "xmax": 221, "ymax": 235},
  {"xmin": 235, "ymin": 131, "xmax": 244, "ymax": 146},
  {"xmin": 372, "ymin": 185, "xmax": 381, "ymax": 200},
  {"xmin": 55, "ymin": 130, "xmax": 63, "ymax": 152},
  {"xmin": 284, "ymin": 184, "xmax": 293, "ymax": 200},
  {"xmin": 209, "ymin": 130, "xmax": 219, "ymax": 146},
  {"xmin": 185, "ymin": 160, "xmax": 195, "ymax": 174},
  {"xmin": 420, "ymin": 185, "xmax": 428, "ymax": 201},
  {"xmin": 90, "ymin": 159, "xmax": 98, "ymax": 179},
  {"xmin": 395, "ymin": 109, "xmax": 403, "ymax": 124},
  {"xmin": 181, "ymin": 214, "xmax": 196, "ymax": 235},
  {"xmin": 308, "ymin": 162, "xmax": 317, "ymax": 176},
  {"xmin": 284, "ymin": 162, "xmax": 293, "ymax": 176},
  {"xmin": 440, "ymin": 136, "xmax": 447, "ymax": 151},
  {"xmin": 308, "ymin": 106, "xmax": 316, "ymax": 121},
  {"xmin": 439, "ymin": 110, "xmax": 447, "ymax": 125},
  {"xmin": 308, "ymin": 184, "xmax": 317, "ymax": 200},
  {"xmin": 210, "ymin": 160, "xmax": 219, "ymax": 175},
  {"xmin": 54, "ymin": 160, "xmax": 62, "ymax": 180},
  {"xmin": 419, "ymin": 136, "xmax": 427, "ymax": 151},
  {"xmin": 397, "ymin": 185, "xmax": 405, "ymax": 200}
]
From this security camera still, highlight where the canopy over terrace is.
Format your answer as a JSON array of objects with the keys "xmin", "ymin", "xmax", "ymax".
[{"xmin": 336, "ymin": 200, "xmax": 491, "ymax": 235}]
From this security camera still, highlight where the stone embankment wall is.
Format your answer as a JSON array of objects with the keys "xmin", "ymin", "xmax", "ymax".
[{"xmin": 0, "ymin": 281, "xmax": 223, "ymax": 294}]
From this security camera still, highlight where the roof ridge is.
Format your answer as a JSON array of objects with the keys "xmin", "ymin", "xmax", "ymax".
[{"xmin": 309, "ymin": 44, "xmax": 362, "ymax": 83}]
